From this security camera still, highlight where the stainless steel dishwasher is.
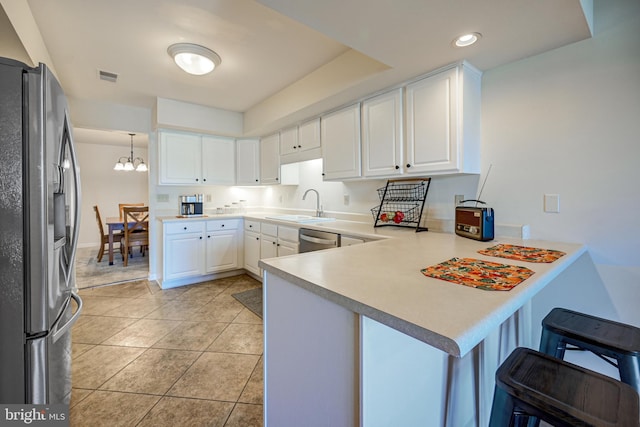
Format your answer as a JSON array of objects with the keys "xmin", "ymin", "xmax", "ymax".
[{"xmin": 298, "ymin": 228, "xmax": 340, "ymax": 252}]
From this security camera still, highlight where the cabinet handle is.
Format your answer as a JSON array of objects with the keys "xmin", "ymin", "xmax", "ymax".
[
  {"xmin": 256, "ymin": 237, "xmax": 259, "ymax": 240},
  {"xmin": 221, "ymin": 224, "xmax": 225, "ymax": 227},
  {"xmin": 203, "ymin": 178, "xmax": 207, "ymax": 182},
  {"xmin": 199, "ymin": 236, "xmax": 203, "ymax": 240},
  {"xmin": 255, "ymin": 179, "xmax": 259, "ymax": 182},
  {"xmin": 207, "ymin": 235, "xmax": 211, "ymax": 238},
  {"xmin": 183, "ymin": 227, "xmax": 187, "ymax": 230},
  {"xmin": 196, "ymin": 178, "xmax": 199, "ymax": 181},
  {"xmin": 275, "ymin": 177, "xmax": 279, "ymax": 181},
  {"xmin": 297, "ymin": 145, "xmax": 301, "ymax": 148},
  {"xmin": 272, "ymin": 241, "xmax": 276, "ymax": 245},
  {"xmin": 395, "ymin": 165, "xmax": 400, "ymax": 169},
  {"xmin": 322, "ymin": 172, "xmax": 325, "ymax": 176},
  {"xmin": 406, "ymin": 164, "xmax": 411, "ymax": 168},
  {"xmin": 293, "ymin": 145, "xmax": 297, "ymax": 149}
]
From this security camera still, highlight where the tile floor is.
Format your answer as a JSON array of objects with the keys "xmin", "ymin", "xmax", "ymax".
[{"xmin": 70, "ymin": 275, "xmax": 264, "ymax": 427}]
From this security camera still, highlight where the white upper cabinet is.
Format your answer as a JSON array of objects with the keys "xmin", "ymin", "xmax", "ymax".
[
  {"xmin": 202, "ymin": 135, "xmax": 235, "ymax": 185},
  {"xmin": 279, "ymin": 127, "xmax": 298, "ymax": 157},
  {"xmin": 405, "ymin": 62, "xmax": 481, "ymax": 175},
  {"xmin": 280, "ymin": 118, "xmax": 321, "ymax": 164},
  {"xmin": 159, "ymin": 130, "xmax": 236, "ymax": 185},
  {"xmin": 260, "ymin": 133, "xmax": 280, "ymax": 184},
  {"xmin": 321, "ymin": 104, "xmax": 362, "ymax": 181},
  {"xmin": 362, "ymin": 89, "xmax": 404, "ymax": 177},
  {"xmin": 159, "ymin": 131, "xmax": 202, "ymax": 184},
  {"xmin": 236, "ymin": 138, "xmax": 260, "ymax": 185}
]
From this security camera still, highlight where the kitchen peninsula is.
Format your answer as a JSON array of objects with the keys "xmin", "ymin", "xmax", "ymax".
[{"xmin": 259, "ymin": 228, "xmax": 586, "ymax": 427}]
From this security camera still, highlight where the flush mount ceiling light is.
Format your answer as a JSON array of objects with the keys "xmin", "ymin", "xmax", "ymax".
[
  {"xmin": 167, "ymin": 43, "xmax": 221, "ymax": 76},
  {"xmin": 453, "ymin": 32, "xmax": 482, "ymax": 47},
  {"xmin": 114, "ymin": 133, "xmax": 147, "ymax": 172}
]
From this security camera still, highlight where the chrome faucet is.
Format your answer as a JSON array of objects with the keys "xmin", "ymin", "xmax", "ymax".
[{"xmin": 303, "ymin": 189, "xmax": 323, "ymax": 217}]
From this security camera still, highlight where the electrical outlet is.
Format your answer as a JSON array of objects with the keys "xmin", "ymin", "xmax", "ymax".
[
  {"xmin": 544, "ymin": 194, "xmax": 560, "ymax": 213},
  {"xmin": 455, "ymin": 194, "xmax": 465, "ymax": 207},
  {"xmin": 343, "ymin": 194, "xmax": 350, "ymax": 205}
]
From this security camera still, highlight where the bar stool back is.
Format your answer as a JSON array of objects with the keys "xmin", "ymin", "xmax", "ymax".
[
  {"xmin": 540, "ymin": 307, "xmax": 640, "ymax": 393},
  {"xmin": 488, "ymin": 347, "xmax": 639, "ymax": 427}
]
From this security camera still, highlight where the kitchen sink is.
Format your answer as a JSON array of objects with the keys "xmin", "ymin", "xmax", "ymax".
[{"xmin": 265, "ymin": 214, "xmax": 336, "ymax": 224}]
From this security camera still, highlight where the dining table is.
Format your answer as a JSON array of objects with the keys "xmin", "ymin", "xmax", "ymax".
[{"xmin": 105, "ymin": 215, "xmax": 148, "ymax": 265}]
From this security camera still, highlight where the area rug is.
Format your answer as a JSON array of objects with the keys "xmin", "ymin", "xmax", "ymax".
[
  {"xmin": 232, "ymin": 287, "xmax": 263, "ymax": 319},
  {"xmin": 75, "ymin": 246, "xmax": 148, "ymax": 289}
]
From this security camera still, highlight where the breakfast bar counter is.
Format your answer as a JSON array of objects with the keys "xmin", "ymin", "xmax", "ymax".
[{"xmin": 259, "ymin": 229, "xmax": 587, "ymax": 427}]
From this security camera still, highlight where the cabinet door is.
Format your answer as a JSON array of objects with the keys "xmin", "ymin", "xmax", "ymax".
[
  {"xmin": 202, "ymin": 136, "xmax": 235, "ymax": 185},
  {"xmin": 298, "ymin": 118, "xmax": 321, "ymax": 152},
  {"xmin": 405, "ymin": 67, "xmax": 459, "ymax": 174},
  {"xmin": 277, "ymin": 241, "xmax": 298, "ymax": 257},
  {"xmin": 260, "ymin": 133, "xmax": 280, "ymax": 184},
  {"xmin": 321, "ymin": 104, "xmax": 361, "ymax": 180},
  {"xmin": 362, "ymin": 89, "xmax": 403, "ymax": 177},
  {"xmin": 236, "ymin": 138, "xmax": 260, "ymax": 185},
  {"xmin": 244, "ymin": 231, "xmax": 261, "ymax": 276},
  {"xmin": 260, "ymin": 235, "xmax": 278, "ymax": 260},
  {"xmin": 164, "ymin": 233, "xmax": 204, "ymax": 280},
  {"xmin": 205, "ymin": 229, "xmax": 239, "ymax": 273},
  {"xmin": 280, "ymin": 127, "xmax": 298, "ymax": 156},
  {"xmin": 159, "ymin": 132, "xmax": 202, "ymax": 185}
]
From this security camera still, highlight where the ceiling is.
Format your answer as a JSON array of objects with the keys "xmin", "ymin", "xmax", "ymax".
[{"xmin": 22, "ymin": 0, "xmax": 592, "ymax": 144}]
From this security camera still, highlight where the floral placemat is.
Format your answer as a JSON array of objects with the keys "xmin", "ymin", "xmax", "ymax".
[
  {"xmin": 478, "ymin": 244, "xmax": 566, "ymax": 263},
  {"xmin": 421, "ymin": 257, "xmax": 534, "ymax": 291}
]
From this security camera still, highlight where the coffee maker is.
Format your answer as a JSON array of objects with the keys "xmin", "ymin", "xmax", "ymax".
[{"xmin": 179, "ymin": 194, "xmax": 204, "ymax": 217}]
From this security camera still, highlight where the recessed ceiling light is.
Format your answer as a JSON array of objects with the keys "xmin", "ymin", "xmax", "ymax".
[
  {"xmin": 453, "ymin": 32, "xmax": 482, "ymax": 48},
  {"xmin": 167, "ymin": 43, "xmax": 221, "ymax": 76}
]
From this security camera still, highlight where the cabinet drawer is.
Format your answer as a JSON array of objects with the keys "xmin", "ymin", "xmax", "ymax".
[
  {"xmin": 245, "ymin": 219, "xmax": 261, "ymax": 233},
  {"xmin": 278, "ymin": 226, "xmax": 298, "ymax": 243},
  {"xmin": 165, "ymin": 221, "xmax": 205, "ymax": 235},
  {"xmin": 207, "ymin": 219, "xmax": 240, "ymax": 231},
  {"xmin": 261, "ymin": 222, "xmax": 278, "ymax": 237}
]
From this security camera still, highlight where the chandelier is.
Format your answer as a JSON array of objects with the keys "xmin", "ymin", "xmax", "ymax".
[{"xmin": 114, "ymin": 133, "xmax": 147, "ymax": 172}]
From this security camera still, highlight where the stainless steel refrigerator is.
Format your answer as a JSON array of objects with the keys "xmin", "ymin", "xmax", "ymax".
[{"xmin": 0, "ymin": 57, "xmax": 83, "ymax": 404}]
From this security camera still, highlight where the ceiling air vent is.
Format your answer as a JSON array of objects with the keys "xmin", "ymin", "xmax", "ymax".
[{"xmin": 98, "ymin": 69, "xmax": 118, "ymax": 83}]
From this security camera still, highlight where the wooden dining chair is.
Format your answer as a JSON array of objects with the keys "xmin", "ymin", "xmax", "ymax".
[
  {"xmin": 94, "ymin": 205, "xmax": 120, "ymax": 262},
  {"xmin": 119, "ymin": 202, "xmax": 145, "ymax": 221},
  {"xmin": 120, "ymin": 206, "xmax": 149, "ymax": 267}
]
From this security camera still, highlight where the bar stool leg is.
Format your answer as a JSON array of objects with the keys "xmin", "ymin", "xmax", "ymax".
[
  {"xmin": 619, "ymin": 355, "xmax": 640, "ymax": 393},
  {"xmin": 488, "ymin": 386, "xmax": 517, "ymax": 427},
  {"xmin": 539, "ymin": 327, "xmax": 566, "ymax": 359}
]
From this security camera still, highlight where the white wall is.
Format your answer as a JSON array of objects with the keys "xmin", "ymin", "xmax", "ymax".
[
  {"xmin": 480, "ymin": 3, "xmax": 640, "ymax": 326},
  {"xmin": 76, "ymin": 142, "xmax": 149, "ymax": 247}
]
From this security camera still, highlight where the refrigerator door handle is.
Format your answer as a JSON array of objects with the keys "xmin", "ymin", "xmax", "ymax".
[
  {"xmin": 63, "ymin": 114, "xmax": 82, "ymax": 283},
  {"xmin": 51, "ymin": 292, "xmax": 83, "ymax": 343}
]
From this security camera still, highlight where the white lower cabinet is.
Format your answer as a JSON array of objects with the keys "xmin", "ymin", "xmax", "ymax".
[
  {"xmin": 244, "ymin": 220, "xmax": 261, "ymax": 276},
  {"xmin": 163, "ymin": 221, "xmax": 205, "ymax": 281},
  {"xmin": 162, "ymin": 219, "xmax": 242, "ymax": 287}
]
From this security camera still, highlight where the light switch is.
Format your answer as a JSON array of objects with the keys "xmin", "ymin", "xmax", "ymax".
[{"xmin": 544, "ymin": 194, "xmax": 560, "ymax": 213}]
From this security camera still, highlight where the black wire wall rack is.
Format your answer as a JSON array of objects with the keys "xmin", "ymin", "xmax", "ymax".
[{"xmin": 371, "ymin": 177, "xmax": 431, "ymax": 232}]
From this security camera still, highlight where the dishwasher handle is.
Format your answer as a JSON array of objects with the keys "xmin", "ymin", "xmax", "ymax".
[{"xmin": 299, "ymin": 234, "xmax": 338, "ymax": 246}]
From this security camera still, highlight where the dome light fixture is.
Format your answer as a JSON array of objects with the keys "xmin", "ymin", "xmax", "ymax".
[
  {"xmin": 453, "ymin": 32, "xmax": 482, "ymax": 47},
  {"xmin": 167, "ymin": 43, "xmax": 221, "ymax": 76}
]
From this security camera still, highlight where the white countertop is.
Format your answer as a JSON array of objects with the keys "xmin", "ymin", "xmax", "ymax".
[{"xmin": 258, "ymin": 227, "xmax": 586, "ymax": 357}]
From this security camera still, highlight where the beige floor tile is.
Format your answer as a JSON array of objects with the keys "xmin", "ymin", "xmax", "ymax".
[
  {"xmin": 78, "ymin": 295, "xmax": 127, "ymax": 316},
  {"xmin": 71, "ymin": 343, "xmax": 95, "ymax": 359},
  {"xmin": 221, "ymin": 275, "xmax": 261, "ymax": 295},
  {"xmin": 152, "ymin": 321, "xmax": 229, "ymax": 351},
  {"xmin": 70, "ymin": 390, "xmax": 160, "ymax": 427},
  {"xmin": 100, "ymin": 348, "xmax": 200, "ymax": 394},
  {"xmin": 207, "ymin": 323, "xmax": 263, "ymax": 355},
  {"xmin": 100, "ymin": 296, "xmax": 165, "ymax": 318},
  {"xmin": 80, "ymin": 280, "xmax": 152, "ymax": 299},
  {"xmin": 225, "ymin": 403, "xmax": 263, "ymax": 427},
  {"xmin": 137, "ymin": 396, "xmax": 234, "ymax": 427},
  {"xmin": 191, "ymin": 295, "xmax": 245, "ymax": 322},
  {"xmin": 176, "ymin": 283, "xmax": 228, "ymax": 302},
  {"xmin": 102, "ymin": 318, "xmax": 181, "ymax": 347},
  {"xmin": 69, "ymin": 388, "xmax": 93, "ymax": 409},
  {"xmin": 144, "ymin": 298, "xmax": 210, "ymax": 321},
  {"xmin": 72, "ymin": 316, "xmax": 137, "ymax": 344},
  {"xmin": 239, "ymin": 357, "xmax": 264, "ymax": 405},
  {"xmin": 233, "ymin": 308, "xmax": 263, "ymax": 324},
  {"xmin": 168, "ymin": 352, "xmax": 260, "ymax": 401},
  {"xmin": 72, "ymin": 345, "xmax": 145, "ymax": 389}
]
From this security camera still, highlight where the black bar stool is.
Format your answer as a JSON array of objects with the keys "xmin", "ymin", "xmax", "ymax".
[
  {"xmin": 540, "ymin": 307, "xmax": 640, "ymax": 393},
  {"xmin": 488, "ymin": 347, "xmax": 639, "ymax": 427}
]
